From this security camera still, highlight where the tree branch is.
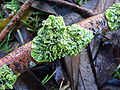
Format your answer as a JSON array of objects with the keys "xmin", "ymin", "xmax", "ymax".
[
  {"xmin": 0, "ymin": 14, "xmax": 109, "ymax": 74},
  {"xmin": 0, "ymin": 41, "xmax": 37, "ymax": 73},
  {"xmin": 0, "ymin": 0, "xmax": 35, "ymax": 42}
]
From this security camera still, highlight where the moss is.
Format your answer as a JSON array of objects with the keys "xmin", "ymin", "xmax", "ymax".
[
  {"xmin": 31, "ymin": 15, "xmax": 94, "ymax": 62},
  {"xmin": 105, "ymin": 3, "xmax": 120, "ymax": 30},
  {"xmin": 0, "ymin": 65, "xmax": 20, "ymax": 90}
]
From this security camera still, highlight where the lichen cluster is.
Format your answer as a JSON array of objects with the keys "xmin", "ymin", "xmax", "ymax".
[
  {"xmin": 0, "ymin": 65, "xmax": 20, "ymax": 90},
  {"xmin": 31, "ymin": 15, "xmax": 94, "ymax": 62},
  {"xmin": 105, "ymin": 3, "xmax": 120, "ymax": 30}
]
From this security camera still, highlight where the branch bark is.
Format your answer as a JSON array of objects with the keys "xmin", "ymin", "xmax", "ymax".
[
  {"xmin": 77, "ymin": 14, "xmax": 109, "ymax": 34},
  {"xmin": 0, "ymin": 0, "xmax": 35, "ymax": 42},
  {"xmin": 0, "ymin": 14, "xmax": 109, "ymax": 74},
  {"xmin": 0, "ymin": 41, "xmax": 37, "ymax": 74}
]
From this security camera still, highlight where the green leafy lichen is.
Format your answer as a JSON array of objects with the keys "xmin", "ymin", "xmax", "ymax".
[
  {"xmin": 31, "ymin": 15, "xmax": 94, "ymax": 62},
  {"xmin": 0, "ymin": 65, "xmax": 20, "ymax": 90},
  {"xmin": 105, "ymin": 3, "xmax": 120, "ymax": 30},
  {"xmin": 67, "ymin": 24, "xmax": 94, "ymax": 56}
]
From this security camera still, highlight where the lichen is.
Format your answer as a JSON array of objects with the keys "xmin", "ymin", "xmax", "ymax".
[
  {"xmin": 31, "ymin": 15, "xmax": 94, "ymax": 62},
  {"xmin": 67, "ymin": 24, "xmax": 94, "ymax": 56},
  {"xmin": 0, "ymin": 65, "xmax": 20, "ymax": 90},
  {"xmin": 105, "ymin": 3, "xmax": 120, "ymax": 30}
]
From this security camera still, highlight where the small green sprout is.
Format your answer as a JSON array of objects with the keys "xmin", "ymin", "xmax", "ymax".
[
  {"xmin": 4, "ymin": 0, "xmax": 21, "ymax": 14},
  {"xmin": 42, "ymin": 71, "xmax": 56, "ymax": 85}
]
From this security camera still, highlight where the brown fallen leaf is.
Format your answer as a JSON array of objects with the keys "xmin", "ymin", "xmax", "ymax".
[{"xmin": 18, "ymin": 0, "xmax": 57, "ymax": 15}]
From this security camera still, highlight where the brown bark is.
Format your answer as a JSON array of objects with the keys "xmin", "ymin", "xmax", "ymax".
[
  {"xmin": 77, "ymin": 14, "xmax": 109, "ymax": 34},
  {"xmin": 0, "ymin": 0, "xmax": 35, "ymax": 42},
  {"xmin": 0, "ymin": 13, "xmax": 109, "ymax": 74},
  {"xmin": 0, "ymin": 41, "xmax": 37, "ymax": 74},
  {"xmin": 45, "ymin": 0, "xmax": 95, "ymax": 17}
]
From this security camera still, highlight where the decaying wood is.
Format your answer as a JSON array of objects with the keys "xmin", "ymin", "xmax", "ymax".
[
  {"xmin": 0, "ymin": 11, "xmax": 119, "ymax": 89},
  {"xmin": 0, "ymin": 14, "xmax": 110, "ymax": 74},
  {"xmin": 45, "ymin": 0, "xmax": 95, "ymax": 17},
  {"xmin": 0, "ymin": 41, "xmax": 37, "ymax": 74},
  {"xmin": 77, "ymin": 14, "xmax": 109, "ymax": 34},
  {"xmin": 0, "ymin": 0, "xmax": 35, "ymax": 42},
  {"xmin": 0, "ymin": 0, "xmax": 119, "ymax": 90}
]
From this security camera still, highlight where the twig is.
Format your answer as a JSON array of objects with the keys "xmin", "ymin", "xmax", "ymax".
[
  {"xmin": 45, "ymin": 0, "xmax": 95, "ymax": 17},
  {"xmin": 0, "ymin": 14, "xmax": 109, "ymax": 74},
  {"xmin": 0, "ymin": 0, "xmax": 35, "ymax": 42}
]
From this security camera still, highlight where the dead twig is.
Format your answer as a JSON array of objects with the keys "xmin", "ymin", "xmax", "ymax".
[
  {"xmin": 0, "ymin": 0, "xmax": 35, "ymax": 42},
  {"xmin": 0, "ymin": 14, "xmax": 109, "ymax": 74},
  {"xmin": 45, "ymin": 0, "xmax": 95, "ymax": 17}
]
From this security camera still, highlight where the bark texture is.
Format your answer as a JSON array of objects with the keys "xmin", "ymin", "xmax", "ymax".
[{"xmin": 0, "ymin": 0, "xmax": 35, "ymax": 42}]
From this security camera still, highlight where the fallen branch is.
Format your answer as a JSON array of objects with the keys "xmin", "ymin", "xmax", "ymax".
[
  {"xmin": 77, "ymin": 14, "xmax": 109, "ymax": 34},
  {"xmin": 0, "ymin": 0, "xmax": 35, "ymax": 42},
  {"xmin": 0, "ymin": 41, "xmax": 37, "ymax": 74},
  {"xmin": 0, "ymin": 14, "xmax": 110, "ymax": 74},
  {"xmin": 45, "ymin": 0, "xmax": 95, "ymax": 17}
]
